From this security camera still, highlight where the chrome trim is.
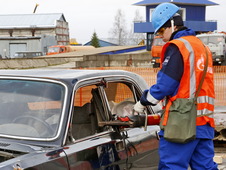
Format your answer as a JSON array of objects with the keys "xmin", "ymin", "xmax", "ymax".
[{"xmin": 72, "ymin": 130, "xmax": 113, "ymax": 144}]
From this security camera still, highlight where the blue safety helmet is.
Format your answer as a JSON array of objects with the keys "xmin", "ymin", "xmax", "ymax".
[{"xmin": 152, "ymin": 3, "xmax": 180, "ymax": 34}]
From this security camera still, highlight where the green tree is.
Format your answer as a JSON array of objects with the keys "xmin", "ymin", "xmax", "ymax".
[{"xmin": 90, "ymin": 32, "xmax": 100, "ymax": 48}]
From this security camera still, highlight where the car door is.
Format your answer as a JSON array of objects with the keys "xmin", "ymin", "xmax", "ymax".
[
  {"xmin": 100, "ymin": 80, "xmax": 160, "ymax": 169},
  {"xmin": 64, "ymin": 77, "xmax": 159, "ymax": 169}
]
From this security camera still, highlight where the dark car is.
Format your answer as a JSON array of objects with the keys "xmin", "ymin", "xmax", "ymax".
[{"xmin": 0, "ymin": 69, "xmax": 160, "ymax": 170}]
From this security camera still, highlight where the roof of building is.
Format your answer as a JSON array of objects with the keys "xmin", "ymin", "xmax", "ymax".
[
  {"xmin": 0, "ymin": 13, "xmax": 66, "ymax": 29},
  {"xmin": 84, "ymin": 39, "xmax": 118, "ymax": 47},
  {"xmin": 134, "ymin": 0, "xmax": 218, "ymax": 6},
  {"xmin": 42, "ymin": 45, "xmax": 146, "ymax": 57}
]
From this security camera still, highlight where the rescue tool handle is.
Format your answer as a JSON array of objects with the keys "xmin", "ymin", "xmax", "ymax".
[
  {"xmin": 132, "ymin": 109, "xmax": 148, "ymax": 131},
  {"xmin": 98, "ymin": 120, "xmax": 133, "ymax": 127}
]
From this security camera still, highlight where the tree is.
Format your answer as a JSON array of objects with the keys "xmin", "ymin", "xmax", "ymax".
[
  {"xmin": 109, "ymin": 9, "xmax": 128, "ymax": 45},
  {"xmin": 90, "ymin": 32, "xmax": 100, "ymax": 48},
  {"xmin": 109, "ymin": 9, "xmax": 145, "ymax": 45},
  {"xmin": 128, "ymin": 9, "xmax": 146, "ymax": 45}
]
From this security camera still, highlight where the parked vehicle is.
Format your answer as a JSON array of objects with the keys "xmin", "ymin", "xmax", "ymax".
[
  {"xmin": 14, "ymin": 51, "xmax": 43, "ymax": 58},
  {"xmin": 47, "ymin": 45, "xmax": 95, "ymax": 55},
  {"xmin": 0, "ymin": 69, "xmax": 160, "ymax": 169},
  {"xmin": 197, "ymin": 32, "xmax": 226, "ymax": 65},
  {"xmin": 151, "ymin": 36, "xmax": 165, "ymax": 68}
]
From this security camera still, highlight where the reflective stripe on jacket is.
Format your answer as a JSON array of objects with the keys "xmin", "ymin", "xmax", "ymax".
[{"xmin": 161, "ymin": 35, "xmax": 215, "ymax": 127}]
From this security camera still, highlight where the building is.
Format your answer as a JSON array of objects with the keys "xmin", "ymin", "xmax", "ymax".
[
  {"xmin": 133, "ymin": 0, "xmax": 218, "ymax": 50},
  {"xmin": 0, "ymin": 13, "xmax": 69, "ymax": 58}
]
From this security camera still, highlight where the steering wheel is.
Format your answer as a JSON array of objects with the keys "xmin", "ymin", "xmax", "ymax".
[{"xmin": 13, "ymin": 115, "xmax": 55, "ymax": 137}]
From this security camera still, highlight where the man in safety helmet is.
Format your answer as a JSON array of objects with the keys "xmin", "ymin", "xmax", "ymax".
[{"xmin": 133, "ymin": 2, "xmax": 218, "ymax": 170}]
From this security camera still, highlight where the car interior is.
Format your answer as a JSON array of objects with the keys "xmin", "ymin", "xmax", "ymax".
[{"xmin": 69, "ymin": 81, "xmax": 138, "ymax": 143}]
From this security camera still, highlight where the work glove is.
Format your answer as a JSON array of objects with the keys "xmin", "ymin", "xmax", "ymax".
[
  {"xmin": 134, "ymin": 89, "xmax": 157, "ymax": 113},
  {"xmin": 133, "ymin": 101, "xmax": 145, "ymax": 113},
  {"xmin": 118, "ymin": 114, "xmax": 146, "ymax": 127}
]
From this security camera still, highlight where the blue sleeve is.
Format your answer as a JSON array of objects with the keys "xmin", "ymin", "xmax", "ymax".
[{"xmin": 150, "ymin": 44, "xmax": 184, "ymax": 100}]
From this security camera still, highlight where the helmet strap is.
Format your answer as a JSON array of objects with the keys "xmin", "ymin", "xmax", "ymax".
[{"xmin": 171, "ymin": 19, "xmax": 175, "ymax": 32}]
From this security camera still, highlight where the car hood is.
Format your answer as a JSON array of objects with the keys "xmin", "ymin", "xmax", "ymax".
[
  {"xmin": 0, "ymin": 141, "xmax": 43, "ymax": 165},
  {"xmin": 0, "ymin": 141, "xmax": 42, "ymax": 153},
  {"xmin": 0, "ymin": 141, "xmax": 62, "ymax": 169}
]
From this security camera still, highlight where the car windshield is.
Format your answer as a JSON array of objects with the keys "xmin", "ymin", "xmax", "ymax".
[
  {"xmin": 0, "ymin": 79, "xmax": 65, "ymax": 139},
  {"xmin": 48, "ymin": 47, "xmax": 60, "ymax": 53}
]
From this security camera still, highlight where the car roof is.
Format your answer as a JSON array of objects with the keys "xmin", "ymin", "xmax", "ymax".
[{"xmin": 0, "ymin": 69, "xmax": 145, "ymax": 84}]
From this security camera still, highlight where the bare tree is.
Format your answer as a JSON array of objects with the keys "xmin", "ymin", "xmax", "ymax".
[
  {"xmin": 128, "ymin": 9, "xmax": 146, "ymax": 45},
  {"xmin": 109, "ymin": 9, "xmax": 128, "ymax": 45}
]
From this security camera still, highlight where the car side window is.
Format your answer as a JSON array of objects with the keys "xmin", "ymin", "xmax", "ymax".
[
  {"xmin": 70, "ymin": 85, "xmax": 99, "ymax": 141},
  {"xmin": 68, "ymin": 81, "xmax": 138, "ymax": 142}
]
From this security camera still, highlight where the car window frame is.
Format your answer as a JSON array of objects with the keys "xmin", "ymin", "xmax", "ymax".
[{"xmin": 64, "ymin": 75, "xmax": 147, "ymax": 145}]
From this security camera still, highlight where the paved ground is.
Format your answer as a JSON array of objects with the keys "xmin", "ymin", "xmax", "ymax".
[{"xmin": 215, "ymin": 147, "xmax": 226, "ymax": 169}]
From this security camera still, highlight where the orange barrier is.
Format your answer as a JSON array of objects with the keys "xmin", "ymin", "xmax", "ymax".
[
  {"xmin": 76, "ymin": 66, "xmax": 226, "ymax": 106},
  {"xmin": 213, "ymin": 66, "xmax": 226, "ymax": 106}
]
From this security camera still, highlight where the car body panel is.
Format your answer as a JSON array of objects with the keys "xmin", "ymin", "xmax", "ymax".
[{"xmin": 0, "ymin": 69, "xmax": 160, "ymax": 170}]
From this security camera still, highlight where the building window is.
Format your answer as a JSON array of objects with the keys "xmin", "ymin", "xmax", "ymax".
[
  {"xmin": 9, "ymin": 30, "xmax": 13, "ymax": 37},
  {"xmin": 31, "ymin": 29, "xmax": 35, "ymax": 37},
  {"xmin": 178, "ymin": 8, "xmax": 186, "ymax": 21}
]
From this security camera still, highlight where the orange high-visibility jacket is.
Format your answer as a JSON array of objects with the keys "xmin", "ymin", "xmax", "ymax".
[{"xmin": 161, "ymin": 36, "xmax": 215, "ymax": 128}]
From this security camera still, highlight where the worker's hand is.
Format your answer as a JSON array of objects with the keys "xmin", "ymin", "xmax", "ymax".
[
  {"xmin": 133, "ymin": 101, "xmax": 145, "ymax": 113},
  {"xmin": 118, "ymin": 114, "xmax": 145, "ymax": 127}
]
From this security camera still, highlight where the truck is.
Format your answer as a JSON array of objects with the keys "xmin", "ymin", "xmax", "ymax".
[
  {"xmin": 150, "ymin": 36, "xmax": 165, "ymax": 68},
  {"xmin": 197, "ymin": 32, "xmax": 226, "ymax": 65},
  {"xmin": 47, "ymin": 45, "xmax": 95, "ymax": 55}
]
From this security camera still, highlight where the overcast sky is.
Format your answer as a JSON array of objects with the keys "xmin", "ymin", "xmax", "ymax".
[{"xmin": 0, "ymin": 0, "xmax": 225, "ymax": 44}]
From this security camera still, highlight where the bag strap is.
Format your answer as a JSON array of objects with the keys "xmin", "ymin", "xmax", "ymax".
[{"xmin": 195, "ymin": 45, "xmax": 209, "ymax": 98}]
